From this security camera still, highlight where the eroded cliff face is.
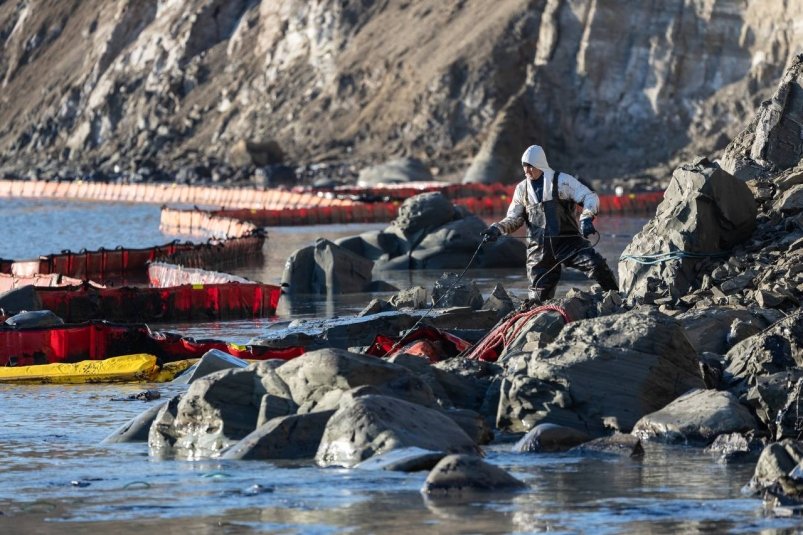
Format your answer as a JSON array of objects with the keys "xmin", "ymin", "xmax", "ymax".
[{"xmin": 0, "ymin": 0, "xmax": 800, "ymax": 184}]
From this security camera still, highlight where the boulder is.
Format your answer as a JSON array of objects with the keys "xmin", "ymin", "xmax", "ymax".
[
  {"xmin": 431, "ymin": 273, "xmax": 484, "ymax": 310},
  {"xmin": 333, "ymin": 192, "xmax": 525, "ymax": 271},
  {"xmin": 388, "ymin": 353, "xmax": 476, "ymax": 410},
  {"xmin": 513, "ymin": 423, "xmax": 591, "ymax": 453},
  {"xmin": 357, "ymin": 157, "xmax": 433, "ymax": 186},
  {"xmin": 392, "ymin": 192, "xmax": 456, "ymax": 238},
  {"xmin": 406, "ymin": 215, "xmax": 526, "ymax": 270},
  {"xmin": 406, "ymin": 216, "xmax": 484, "ymax": 269},
  {"xmin": 619, "ymin": 158, "xmax": 757, "ymax": 301},
  {"xmin": 727, "ymin": 318, "xmax": 763, "ymax": 347},
  {"xmin": 570, "ymin": 433, "xmax": 644, "ymax": 458},
  {"xmin": 102, "ymin": 401, "xmax": 167, "ymax": 443},
  {"xmin": 147, "ymin": 395, "xmax": 182, "ymax": 458},
  {"xmin": 777, "ymin": 184, "xmax": 803, "ymax": 212},
  {"xmin": 724, "ymin": 309, "xmax": 803, "ymax": 384},
  {"xmin": 255, "ymin": 392, "xmax": 298, "ymax": 426},
  {"xmin": 742, "ymin": 369, "xmax": 803, "ymax": 432},
  {"xmin": 254, "ymin": 360, "xmax": 295, "ymax": 401},
  {"xmin": 721, "ymin": 54, "xmax": 803, "ymax": 180},
  {"xmin": 354, "ymin": 447, "xmax": 447, "ymax": 472},
  {"xmin": 707, "ymin": 432, "xmax": 765, "ymax": 464},
  {"xmin": 421, "ymin": 454, "xmax": 526, "ymax": 495},
  {"xmin": 699, "ymin": 352, "xmax": 725, "ymax": 389},
  {"xmin": 275, "ymin": 348, "xmax": 438, "ymax": 413},
  {"xmin": 676, "ymin": 307, "xmax": 770, "ymax": 355},
  {"xmin": 315, "ymin": 394, "xmax": 479, "ymax": 467},
  {"xmin": 482, "ymin": 283, "xmax": 515, "ymax": 318},
  {"xmin": 334, "ymin": 230, "xmax": 404, "ymax": 262},
  {"xmin": 746, "ymin": 439, "xmax": 803, "ymax": 495},
  {"xmin": 632, "ymin": 389, "xmax": 758, "ymax": 444},
  {"xmin": 148, "ymin": 368, "xmax": 262, "ymax": 459},
  {"xmin": 281, "ymin": 238, "xmax": 374, "ymax": 295},
  {"xmin": 497, "ymin": 309, "xmax": 705, "ymax": 434},
  {"xmin": 425, "ymin": 307, "xmax": 501, "ymax": 331},
  {"xmin": 221, "ymin": 411, "xmax": 334, "ymax": 460}
]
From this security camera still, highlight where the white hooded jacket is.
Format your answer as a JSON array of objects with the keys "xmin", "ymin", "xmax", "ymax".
[{"xmin": 493, "ymin": 145, "xmax": 598, "ymax": 236}]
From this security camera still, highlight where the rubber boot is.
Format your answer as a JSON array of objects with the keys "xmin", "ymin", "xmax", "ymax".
[{"xmin": 591, "ymin": 263, "xmax": 619, "ymax": 292}]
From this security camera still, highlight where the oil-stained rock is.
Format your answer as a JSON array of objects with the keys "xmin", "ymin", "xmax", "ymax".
[{"xmin": 316, "ymin": 394, "xmax": 479, "ymax": 467}]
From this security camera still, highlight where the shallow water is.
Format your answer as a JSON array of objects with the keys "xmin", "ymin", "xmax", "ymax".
[
  {"xmin": 165, "ymin": 216, "xmax": 648, "ymax": 342},
  {"xmin": 0, "ymin": 198, "xmax": 799, "ymax": 533},
  {"xmin": 0, "ymin": 383, "xmax": 793, "ymax": 534},
  {"xmin": 0, "ymin": 198, "xmax": 194, "ymax": 259}
]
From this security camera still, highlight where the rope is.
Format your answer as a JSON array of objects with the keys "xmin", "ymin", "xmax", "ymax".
[
  {"xmin": 461, "ymin": 230, "xmax": 602, "ymax": 360},
  {"xmin": 380, "ymin": 237, "xmax": 488, "ymax": 358},
  {"xmin": 381, "ymin": 229, "xmax": 599, "ymax": 359},
  {"xmin": 462, "ymin": 304, "xmax": 572, "ymax": 361},
  {"xmin": 620, "ymin": 249, "xmax": 730, "ymax": 265}
]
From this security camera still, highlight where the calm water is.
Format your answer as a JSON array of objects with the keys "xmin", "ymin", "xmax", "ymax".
[{"xmin": 0, "ymin": 198, "xmax": 797, "ymax": 533}]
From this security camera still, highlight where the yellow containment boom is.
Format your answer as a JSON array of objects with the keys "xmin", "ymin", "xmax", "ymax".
[{"xmin": 0, "ymin": 354, "xmax": 164, "ymax": 384}]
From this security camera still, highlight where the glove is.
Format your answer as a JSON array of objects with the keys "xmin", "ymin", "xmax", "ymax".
[
  {"xmin": 481, "ymin": 225, "xmax": 502, "ymax": 242},
  {"xmin": 580, "ymin": 217, "xmax": 597, "ymax": 238}
]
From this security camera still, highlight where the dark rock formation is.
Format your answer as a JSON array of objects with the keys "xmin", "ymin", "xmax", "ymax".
[
  {"xmin": 619, "ymin": 158, "xmax": 757, "ymax": 302},
  {"xmin": 334, "ymin": 192, "xmax": 526, "ymax": 270},
  {"xmin": 482, "ymin": 283, "xmax": 515, "ymax": 318},
  {"xmin": 747, "ymin": 439, "xmax": 803, "ymax": 496},
  {"xmin": 148, "ymin": 368, "xmax": 263, "ymax": 459},
  {"xmin": 421, "ymin": 454, "xmax": 526, "ymax": 495},
  {"xmin": 281, "ymin": 238, "xmax": 374, "ymax": 295},
  {"xmin": 274, "ymin": 348, "xmax": 439, "ymax": 413},
  {"xmin": 706, "ymin": 432, "xmax": 765, "ymax": 464},
  {"xmin": 513, "ymin": 423, "xmax": 591, "ymax": 453},
  {"xmin": 741, "ymin": 370, "xmax": 803, "ymax": 436},
  {"xmin": 354, "ymin": 447, "xmax": 447, "ymax": 472},
  {"xmin": 631, "ymin": 389, "xmax": 757, "ymax": 445},
  {"xmin": 221, "ymin": 411, "xmax": 334, "ymax": 460},
  {"xmin": 676, "ymin": 307, "xmax": 774, "ymax": 355},
  {"xmin": 721, "ymin": 54, "xmax": 803, "ymax": 180},
  {"xmin": 177, "ymin": 349, "xmax": 249, "ymax": 385},
  {"xmin": 315, "ymin": 394, "xmax": 479, "ymax": 467},
  {"xmin": 497, "ymin": 309, "xmax": 705, "ymax": 435},
  {"xmin": 570, "ymin": 433, "xmax": 644, "ymax": 458},
  {"xmin": 724, "ymin": 310, "xmax": 803, "ymax": 384},
  {"xmin": 431, "ymin": 272, "xmax": 484, "ymax": 310}
]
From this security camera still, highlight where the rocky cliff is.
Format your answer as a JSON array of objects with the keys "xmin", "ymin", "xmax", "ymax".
[{"xmin": 0, "ymin": 0, "xmax": 801, "ymax": 185}]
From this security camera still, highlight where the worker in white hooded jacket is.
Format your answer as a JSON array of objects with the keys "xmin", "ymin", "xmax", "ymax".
[{"xmin": 481, "ymin": 144, "xmax": 618, "ymax": 302}]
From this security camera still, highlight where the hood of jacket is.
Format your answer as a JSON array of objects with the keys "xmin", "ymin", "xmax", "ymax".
[{"xmin": 521, "ymin": 145, "xmax": 552, "ymax": 172}]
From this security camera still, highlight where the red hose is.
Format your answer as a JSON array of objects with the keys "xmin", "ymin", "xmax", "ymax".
[{"xmin": 463, "ymin": 304, "xmax": 572, "ymax": 362}]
